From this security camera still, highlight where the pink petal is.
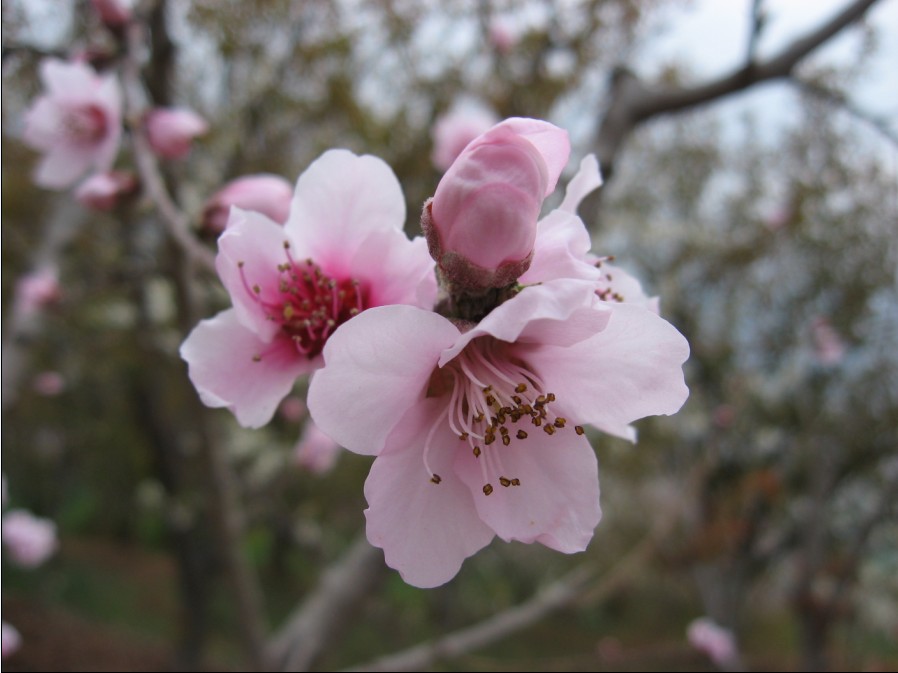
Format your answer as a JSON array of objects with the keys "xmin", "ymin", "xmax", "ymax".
[
  {"xmin": 365, "ymin": 399, "xmax": 495, "ymax": 588},
  {"xmin": 533, "ymin": 303, "xmax": 690, "ymax": 441},
  {"xmin": 308, "ymin": 305, "xmax": 458, "ymax": 456},
  {"xmin": 558, "ymin": 154, "xmax": 603, "ymax": 214},
  {"xmin": 346, "ymin": 229, "xmax": 437, "ymax": 309},
  {"xmin": 22, "ymin": 97, "xmax": 65, "ymax": 150},
  {"xmin": 179, "ymin": 309, "xmax": 310, "ymax": 428},
  {"xmin": 294, "ymin": 419, "xmax": 341, "ymax": 475},
  {"xmin": 439, "ymin": 280, "xmax": 609, "ymax": 366},
  {"xmin": 1, "ymin": 509, "xmax": 58, "ymax": 568},
  {"xmin": 2, "ymin": 622, "xmax": 22, "ymax": 659},
  {"xmin": 496, "ymin": 118, "xmax": 571, "ymax": 195},
  {"xmin": 39, "ymin": 59, "xmax": 96, "ymax": 98},
  {"xmin": 34, "ymin": 147, "xmax": 94, "ymax": 190},
  {"xmin": 453, "ymin": 425, "xmax": 600, "ymax": 551},
  {"xmin": 215, "ymin": 208, "xmax": 294, "ymax": 341},
  {"xmin": 520, "ymin": 209, "xmax": 601, "ymax": 285},
  {"xmin": 286, "ymin": 149, "xmax": 406, "ymax": 269}
]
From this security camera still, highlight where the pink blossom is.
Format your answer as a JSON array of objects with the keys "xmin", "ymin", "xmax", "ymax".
[
  {"xmin": 687, "ymin": 617, "xmax": 738, "ymax": 667},
  {"xmin": 74, "ymin": 170, "xmax": 137, "ymax": 211},
  {"xmin": 431, "ymin": 104, "xmax": 499, "ymax": 172},
  {"xmin": 2, "ymin": 622, "xmax": 22, "ymax": 659},
  {"xmin": 180, "ymin": 149, "xmax": 437, "ymax": 428},
  {"xmin": 202, "ymin": 174, "xmax": 293, "ymax": 235},
  {"xmin": 278, "ymin": 395, "xmax": 307, "ymax": 423},
  {"xmin": 15, "ymin": 267, "xmax": 61, "ymax": 316},
  {"xmin": 22, "ymin": 59, "xmax": 122, "ymax": 190},
  {"xmin": 308, "ymin": 279, "xmax": 689, "ymax": 587},
  {"xmin": 32, "ymin": 371, "xmax": 66, "ymax": 397},
  {"xmin": 811, "ymin": 316, "xmax": 845, "ymax": 365},
  {"xmin": 488, "ymin": 18, "xmax": 517, "ymax": 53},
  {"xmin": 424, "ymin": 117, "xmax": 571, "ymax": 290},
  {"xmin": 2, "ymin": 509, "xmax": 58, "ymax": 568},
  {"xmin": 294, "ymin": 420, "xmax": 341, "ymax": 475},
  {"xmin": 144, "ymin": 107, "xmax": 208, "ymax": 160},
  {"xmin": 91, "ymin": 0, "xmax": 131, "ymax": 28}
]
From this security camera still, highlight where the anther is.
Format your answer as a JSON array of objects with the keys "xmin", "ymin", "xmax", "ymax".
[
  {"xmin": 544, "ymin": 424, "xmax": 556, "ymax": 435},
  {"xmin": 515, "ymin": 383, "xmax": 527, "ymax": 393},
  {"xmin": 575, "ymin": 425, "xmax": 585, "ymax": 435},
  {"xmin": 252, "ymin": 354, "xmax": 262, "ymax": 362},
  {"xmin": 459, "ymin": 432, "xmax": 469, "ymax": 440},
  {"xmin": 499, "ymin": 477, "xmax": 511, "ymax": 487},
  {"xmin": 516, "ymin": 430, "xmax": 528, "ymax": 440},
  {"xmin": 430, "ymin": 474, "xmax": 442, "ymax": 484},
  {"xmin": 502, "ymin": 435, "xmax": 511, "ymax": 446},
  {"xmin": 482, "ymin": 484, "xmax": 494, "ymax": 496},
  {"xmin": 472, "ymin": 446, "xmax": 481, "ymax": 457},
  {"xmin": 554, "ymin": 418, "xmax": 566, "ymax": 428},
  {"xmin": 511, "ymin": 478, "xmax": 521, "ymax": 486}
]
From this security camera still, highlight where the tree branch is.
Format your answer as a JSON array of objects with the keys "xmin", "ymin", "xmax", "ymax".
[
  {"xmin": 268, "ymin": 534, "xmax": 386, "ymax": 671},
  {"xmin": 595, "ymin": 0, "xmax": 882, "ymax": 179},
  {"xmin": 121, "ymin": 22, "xmax": 216, "ymax": 274}
]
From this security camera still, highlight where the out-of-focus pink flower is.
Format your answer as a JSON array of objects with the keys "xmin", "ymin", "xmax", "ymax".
[
  {"xmin": 309, "ymin": 279, "xmax": 689, "ymax": 587},
  {"xmin": 278, "ymin": 395, "xmax": 307, "ymax": 423},
  {"xmin": 687, "ymin": 617, "xmax": 738, "ymax": 668},
  {"xmin": 32, "ymin": 371, "xmax": 66, "ymax": 397},
  {"xmin": 431, "ymin": 104, "xmax": 499, "ymax": 172},
  {"xmin": 202, "ymin": 174, "xmax": 293, "ymax": 235},
  {"xmin": 15, "ymin": 267, "xmax": 61, "ymax": 316},
  {"xmin": 180, "ymin": 149, "xmax": 437, "ymax": 429},
  {"xmin": 488, "ymin": 18, "xmax": 517, "ymax": 53},
  {"xmin": 811, "ymin": 316, "xmax": 845, "ymax": 365},
  {"xmin": 91, "ymin": 0, "xmax": 131, "ymax": 28},
  {"xmin": 2, "ymin": 622, "xmax": 22, "ymax": 659},
  {"xmin": 2, "ymin": 510, "xmax": 58, "ymax": 568},
  {"xmin": 294, "ymin": 420, "xmax": 341, "ymax": 475},
  {"xmin": 74, "ymin": 170, "xmax": 137, "ymax": 211},
  {"xmin": 423, "ymin": 117, "xmax": 570, "ymax": 290},
  {"xmin": 144, "ymin": 107, "xmax": 208, "ymax": 160},
  {"xmin": 23, "ymin": 59, "xmax": 122, "ymax": 190}
]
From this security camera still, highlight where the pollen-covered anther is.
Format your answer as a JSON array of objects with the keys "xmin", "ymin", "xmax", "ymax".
[
  {"xmin": 575, "ymin": 425, "xmax": 585, "ymax": 435},
  {"xmin": 238, "ymin": 251, "xmax": 365, "ymax": 359},
  {"xmin": 430, "ymin": 474, "xmax": 442, "ymax": 484},
  {"xmin": 499, "ymin": 477, "xmax": 511, "ymax": 487},
  {"xmin": 516, "ymin": 430, "xmax": 528, "ymax": 440},
  {"xmin": 483, "ymin": 483, "xmax": 494, "ymax": 496}
]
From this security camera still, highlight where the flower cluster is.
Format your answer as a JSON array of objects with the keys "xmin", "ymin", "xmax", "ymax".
[{"xmin": 179, "ymin": 115, "xmax": 689, "ymax": 588}]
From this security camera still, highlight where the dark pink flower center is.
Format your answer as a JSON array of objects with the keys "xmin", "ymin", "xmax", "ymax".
[
  {"xmin": 239, "ymin": 242, "xmax": 366, "ymax": 359},
  {"xmin": 424, "ymin": 337, "xmax": 583, "ymax": 495},
  {"xmin": 64, "ymin": 104, "xmax": 108, "ymax": 144}
]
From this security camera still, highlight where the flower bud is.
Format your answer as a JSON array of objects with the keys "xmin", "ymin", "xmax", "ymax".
[
  {"xmin": 74, "ymin": 170, "xmax": 137, "ymax": 211},
  {"xmin": 424, "ymin": 117, "xmax": 569, "ymax": 290},
  {"xmin": 144, "ymin": 107, "xmax": 208, "ymax": 160},
  {"xmin": 202, "ymin": 174, "xmax": 293, "ymax": 235},
  {"xmin": 91, "ymin": 0, "xmax": 131, "ymax": 29}
]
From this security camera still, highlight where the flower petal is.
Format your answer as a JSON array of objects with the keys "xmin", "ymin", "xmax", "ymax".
[
  {"xmin": 40, "ymin": 59, "xmax": 96, "ymax": 98},
  {"xmin": 308, "ymin": 305, "xmax": 459, "ymax": 456},
  {"xmin": 346, "ymin": 229, "xmax": 437, "ymax": 309},
  {"xmin": 180, "ymin": 309, "xmax": 310, "ymax": 428},
  {"xmin": 439, "ymin": 280, "xmax": 609, "ymax": 366},
  {"xmin": 34, "ymin": 146, "xmax": 94, "ymax": 189},
  {"xmin": 520, "ymin": 209, "xmax": 601, "ymax": 285},
  {"xmin": 285, "ymin": 149, "xmax": 406, "ymax": 267},
  {"xmin": 453, "ymin": 425, "xmax": 600, "ymax": 552},
  {"xmin": 215, "ymin": 207, "xmax": 294, "ymax": 341},
  {"xmin": 558, "ymin": 154, "xmax": 602, "ymax": 214},
  {"xmin": 497, "ymin": 118, "xmax": 571, "ymax": 195},
  {"xmin": 365, "ymin": 399, "xmax": 495, "ymax": 588},
  {"xmin": 533, "ymin": 303, "xmax": 690, "ymax": 441}
]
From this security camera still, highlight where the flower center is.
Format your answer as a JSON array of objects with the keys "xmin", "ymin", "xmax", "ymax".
[
  {"xmin": 239, "ymin": 241, "xmax": 366, "ymax": 359},
  {"xmin": 64, "ymin": 104, "xmax": 108, "ymax": 143},
  {"xmin": 424, "ymin": 337, "xmax": 583, "ymax": 494}
]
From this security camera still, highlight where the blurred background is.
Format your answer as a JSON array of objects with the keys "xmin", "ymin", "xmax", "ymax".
[{"xmin": 2, "ymin": 0, "xmax": 896, "ymax": 670}]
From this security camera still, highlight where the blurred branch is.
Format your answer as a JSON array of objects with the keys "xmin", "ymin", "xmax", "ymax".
[
  {"xmin": 268, "ymin": 534, "xmax": 385, "ymax": 671},
  {"xmin": 1, "ymin": 199, "xmax": 87, "ymax": 412},
  {"xmin": 595, "ymin": 0, "xmax": 882, "ymax": 180},
  {"xmin": 745, "ymin": 0, "xmax": 766, "ymax": 64},
  {"xmin": 121, "ymin": 22, "xmax": 215, "ymax": 273},
  {"xmin": 346, "ymin": 508, "xmax": 680, "ymax": 673},
  {"xmin": 793, "ymin": 76, "xmax": 898, "ymax": 146},
  {"xmin": 122, "ymin": 11, "xmax": 268, "ymax": 670}
]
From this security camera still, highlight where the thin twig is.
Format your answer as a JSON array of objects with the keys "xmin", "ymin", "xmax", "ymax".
[
  {"xmin": 595, "ymin": 0, "xmax": 882, "ymax": 180},
  {"xmin": 121, "ymin": 23, "xmax": 216, "ymax": 273},
  {"xmin": 268, "ymin": 534, "xmax": 385, "ymax": 671}
]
